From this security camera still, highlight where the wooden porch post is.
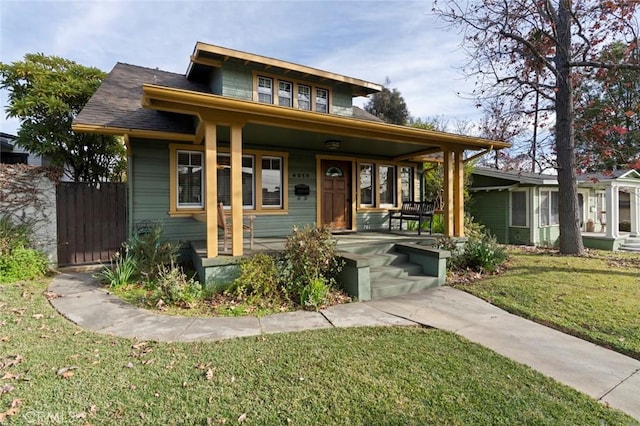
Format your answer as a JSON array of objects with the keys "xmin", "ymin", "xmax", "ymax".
[
  {"xmin": 205, "ymin": 122, "xmax": 218, "ymax": 258},
  {"xmin": 443, "ymin": 150, "xmax": 454, "ymax": 237},
  {"xmin": 230, "ymin": 123, "xmax": 244, "ymax": 256},
  {"xmin": 453, "ymin": 150, "xmax": 465, "ymax": 237}
]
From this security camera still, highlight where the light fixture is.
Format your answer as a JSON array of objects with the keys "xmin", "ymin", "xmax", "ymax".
[{"xmin": 325, "ymin": 139, "xmax": 341, "ymax": 151}]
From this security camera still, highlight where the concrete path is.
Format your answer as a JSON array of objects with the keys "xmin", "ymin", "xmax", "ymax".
[{"xmin": 49, "ymin": 273, "xmax": 640, "ymax": 421}]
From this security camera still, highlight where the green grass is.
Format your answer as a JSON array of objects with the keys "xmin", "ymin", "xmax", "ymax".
[
  {"xmin": 0, "ymin": 279, "xmax": 636, "ymax": 424},
  {"xmin": 454, "ymin": 248, "xmax": 640, "ymax": 359}
]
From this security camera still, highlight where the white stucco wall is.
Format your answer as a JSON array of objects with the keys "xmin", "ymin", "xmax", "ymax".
[{"xmin": 0, "ymin": 165, "xmax": 58, "ymax": 264}]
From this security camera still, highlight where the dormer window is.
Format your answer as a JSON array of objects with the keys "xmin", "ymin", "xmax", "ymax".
[
  {"xmin": 258, "ymin": 76, "xmax": 273, "ymax": 104},
  {"xmin": 316, "ymin": 88, "xmax": 329, "ymax": 113},
  {"xmin": 297, "ymin": 85, "xmax": 311, "ymax": 111},
  {"xmin": 254, "ymin": 73, "xmax": 330, "ymax": 113},
  {"xmin": 278, "ymin": 81, "xmax": 293, "ymax": 107}
]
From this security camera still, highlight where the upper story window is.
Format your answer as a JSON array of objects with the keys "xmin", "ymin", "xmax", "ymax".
[
  {"xmin": 278, "ymin": 81, "xmax": 293, "ymax": 107},
  {"xmin": 258, "ymin": 76, "xmax": 273, "ymax": 104},
  {"xmin": 316, "ymin": 88, "xmax": 329, "ymax": 113},
  {"xmin": 297, "ymin": 85, "xmax": 311, "ymax": 111},
  {"xmin": 254, "ymin": 73, "xmax": 330, "ymax": 113}
]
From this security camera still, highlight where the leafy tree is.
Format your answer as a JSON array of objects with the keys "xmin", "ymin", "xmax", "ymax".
[
  {"xmin": 0, "ymin": 53, "xmax": 125, "ymax": 183},
  {"xmin": 575, "ymin": 42, "xmax": 640, "ymax": 171},
  {"xmin": 365, "ymin": 78, "xmax": 409, "ymax": 125},
  {"xmin": 433, "ymin": 1, "xmax": 640, "ymax": 255}
]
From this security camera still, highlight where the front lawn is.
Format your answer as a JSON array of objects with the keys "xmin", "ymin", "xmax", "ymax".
[
  {"xmin": 454, "ymin": 248, "xmax": 640, "ymax": 359},
  {"xmin": 0, "ymin": 279, "xmax": 635, "ymax": 424}
]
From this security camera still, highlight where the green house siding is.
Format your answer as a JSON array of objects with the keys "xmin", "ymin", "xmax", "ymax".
[
  {"xmin": 220, "ymin": 61, "xmax": 253, "ymax": 101},
  {"xmin": 129, "ymin": 138, "xmax": 205, "ymax": 243},
  {"xmin": 468, "ymin": 191, "xmax": 509, "ymax": 243},
  {"xmin": 508, "ymin": 227, "xmax": 531, "ymax": 245},
  {"xmin": 332, "ymin": 86, "xmax": 353, "ymax": 116}
]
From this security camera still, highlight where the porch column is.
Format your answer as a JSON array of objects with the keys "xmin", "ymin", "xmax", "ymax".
[
  {"xmin": 453, "ymin": 150, "xmax": 465, "ymax": 237},
  {"xmin": 205, "ymin": 122, "xmax": 219, "ymax": 258},
  {"xmin": 230, "ymin": 123, "xmax": 244, "ymax": 256},
  {"xmin": 443, "ymin": 150, "xmax": 454, "ymax": 237},
  {"xmin": 631, "ymin": 187, "xmax": 639, "ymax": 237},
  {"xmin": 605, "ymin": 184, "xmax": 619, "ymax": 238}
]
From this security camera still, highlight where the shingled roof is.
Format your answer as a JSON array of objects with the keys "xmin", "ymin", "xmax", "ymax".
[
  {"xmin": 75, "ymin": 62, "xmax": 386, "ymax": 135},
  {"xmin": 74, "ymin": 63, "xmax": 210, "ymax": 135}
]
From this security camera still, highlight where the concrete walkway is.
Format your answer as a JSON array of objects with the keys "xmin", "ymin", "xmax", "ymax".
[{"xmin": 49, "ymin": 273, "xmax": 640, "ymax": 421}]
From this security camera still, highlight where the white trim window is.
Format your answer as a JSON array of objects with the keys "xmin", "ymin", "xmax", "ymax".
[
  {"xmin": 540, "ymin": 189, "xmax": 559, "ymax": 226},
  {"xmin": 315, "ymin": 88, "xmax": 329, "ymax": 113},
  {"xmin": 177, "ymin": 150, "xmax": 204, "ymax": 208},
  {"xmin": 261, "ymin": 156, "xmax": 283, "ymax": 207},
  {"xmin": 257, "ymin": 76, "xmax": 273, "ymax": 104},
  {"xmin": 510, "ymin": 190, "xmax": 528, "ymax": 227},
  {"xmin": 278, "ymin": 81, "xmax": 293, "ymax": 107},
  {"xmin": 297, "ymin": 84, "xmax": 311, "ymax": 111}
]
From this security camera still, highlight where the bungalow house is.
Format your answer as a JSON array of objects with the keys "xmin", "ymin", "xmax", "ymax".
[
  {"xmin": 73, "ymin": 42, "xmax": 509, "ymax": 293},
  {"xmin": 469, "ymin": 167, "xmax": 640, "ymax": 251}
]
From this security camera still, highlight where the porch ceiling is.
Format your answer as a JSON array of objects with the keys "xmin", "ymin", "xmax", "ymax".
[
  {"xmin": 220, "ymin": 123, "xmax": 435, "ymax": 160},
  {"xmin": 141, "ymin": 84, "xmax": 511, "ymax": 158}
]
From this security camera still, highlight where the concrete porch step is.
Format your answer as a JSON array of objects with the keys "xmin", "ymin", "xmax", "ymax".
[
  {"xmin": 370, "ymin": 263, "xmax": 424, "ymax": 280},
  {"xmin": 619, "ymin": 236, "xmax": 640, "ymax": 252},
  {"xmin": 366, "ymin": 252, "xmax": 410, "ymax": 268},
  {"xmin": 370, "ymin": 276, "xmax": 440, "ymax": 299}
]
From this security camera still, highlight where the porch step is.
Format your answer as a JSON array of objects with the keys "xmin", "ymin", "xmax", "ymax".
[
  {"xmin": 370, "ymin": 276, "xmax": 440, "ymax": 299},
  {"xmin": 338, "ymin": 241, "xmax": 447, "ymax": 300},
  {"xmin": 620, "ymin": 236, "xmax": 640, "ymax": 252}
]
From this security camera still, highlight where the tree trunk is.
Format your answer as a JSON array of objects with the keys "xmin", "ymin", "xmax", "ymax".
[{"xmin": 555, "ymin": 0, "xmax": 585, "ymax": 255}]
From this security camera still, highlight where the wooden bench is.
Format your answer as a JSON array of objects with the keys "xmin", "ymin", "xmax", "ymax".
[{"xmin": 388, "ymin": 201, "xmax": 435, "ymax": 235}]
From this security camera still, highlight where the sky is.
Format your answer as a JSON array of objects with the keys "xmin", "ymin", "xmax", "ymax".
[{"xmin": 0, "ymin": 0, "xmax": 482, "ymax": 136}]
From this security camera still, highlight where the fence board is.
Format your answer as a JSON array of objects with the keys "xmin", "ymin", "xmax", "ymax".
[{"xmin": 56, "ymin": 183, "xmax": 127, "ymax": 266}]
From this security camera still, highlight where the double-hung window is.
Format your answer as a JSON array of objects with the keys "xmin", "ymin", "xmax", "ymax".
[
  {"xmin": 261, "ymin": 156, "xmax": 283, "ymax": 207},
  {"xmin": 217, "ymin": 153, "xmax": 255, "ymax": 209},
  {"xmin": 297, "ymin": 85, "xmax": 311, "ymax": 111},
  {"xmin": 360, "ymin": 163, "xmax": 375, "ymax": 206},
  {"xmin": 177, "ymin": 150, "xmax": 203, "ymax": 208},
  {"xmin": 278, "ymin": 81, "xmax": 293, "ymax": 107},
  {"xmin": 540, "ymin": 190, "xmax": 559, "ymax": 226},
  {"xmin": 400, "ymin": 166, "xmax": 414, "ymax": 202},
  {"xmin": 379, "ymin": 165, "xmax": 396, "ymax": 207},
  {"xmin": 257, "ymin": 76, "xmax": 273, "ymax": 104},
  {"xmin": 315, "ymin": 88, "xmax": 329, "ymax": 113},
  {"xmin": 510, "ymin": 190, "xmax": 527, "ymax": 227}
]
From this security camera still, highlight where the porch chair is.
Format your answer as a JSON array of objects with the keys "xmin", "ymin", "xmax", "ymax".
[{"xmin": 217, "ymin": 202, "xmax": 255, "ymax": 252}]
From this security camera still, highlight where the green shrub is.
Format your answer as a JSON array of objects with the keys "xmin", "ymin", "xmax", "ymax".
[
  {"xmin": 229, "ymin": 253, "xmax": 284, "ymax": 304},
  {"xmin": 0, "ymin": 217, "xmax": 48, "ymax": 283},
  {"xmin": 96, "ymin": 250, "xmax": 137, "ymax": 288},
  {"xmin": 127, "ymin": 222, "xmax": 180, "ymax": 282},
  {"xmin": 153, "ymin": 262, "xmax": 202, "ymax": 306},
  {"xmin": 300, "ymin": 276, "xmax": 329, "ymax": 310},
  {"xmin": 462, "ymin": 235, "xmax": 508, "ymax": 273},
  {"xmin": 0, "ymin": 245, "xmax": 49, "ymax": 283},
  {"xmin": 282, "ymin": 225, "xmax": 343, "ymax": 294}
]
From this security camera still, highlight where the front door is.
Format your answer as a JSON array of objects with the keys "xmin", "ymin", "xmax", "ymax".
[{"xmin": 321, "ymin": 160, "xmax": 352, "ymax": 230}]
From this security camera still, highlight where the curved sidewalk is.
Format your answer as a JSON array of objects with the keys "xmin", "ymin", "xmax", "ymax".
[{"xmin": 50, "ymin": 272, "xmax": 640, "ymax": 420}]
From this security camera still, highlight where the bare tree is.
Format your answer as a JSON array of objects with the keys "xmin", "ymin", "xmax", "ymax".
[{"xmin": 433, "ymin": 0, "xmax": 639, "ymax": 255}]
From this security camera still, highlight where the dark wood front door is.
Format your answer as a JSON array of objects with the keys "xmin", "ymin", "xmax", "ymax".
[{"xmin": 321, "ymin": 160, "xmax": 351, "ymax": 230}]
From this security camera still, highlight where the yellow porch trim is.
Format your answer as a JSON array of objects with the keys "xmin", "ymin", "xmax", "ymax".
[
  {"xmin": 230, "ymin": 123, "xmax": 244, "ymax": 256},
  {"xmin": 443, "ymin": 151, "xmax": 454, "ymax": 237},
  {"xmin": 454, "ymin": 150, "xmax": 465, "ymax": 237},
  {"xmin": 205, "ymin": 123, "xmax": 219, "ymax": 258}
]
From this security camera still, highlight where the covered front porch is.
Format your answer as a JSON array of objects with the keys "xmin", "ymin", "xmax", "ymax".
[{"xmin": 190, "ymin": 231, "xmax": 451, "ymax": 301}]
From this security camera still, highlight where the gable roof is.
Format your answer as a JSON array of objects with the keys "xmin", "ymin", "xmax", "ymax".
[{"xmin": 472, "ymin": 167, "xmax": 559, "ymax": 185}]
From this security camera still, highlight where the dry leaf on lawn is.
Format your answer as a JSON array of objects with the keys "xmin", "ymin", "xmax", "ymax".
[
  {"xmin": 238, "ymin": 413, "xmax": 247, "ymax": 423},
  {"xmin": 56, "ymin": 366, "xmax": 78, "ymax": 378},
  {"xmin": 32, "ymin": 314, "xmax": 44, "ymax": 319},
  {"xmin": 0, "ymin": 385, "xmax": 14, "ymax": 395},
  {"xmin": 43, "ymin": 291, "xmax": 62, "ymax": 300},
  {"xmin": 0, "ymin": 337, "xmax": 9, "ymax": 343},
  {"xmin": 205, "ymin": 368, "xmax": 214, "ymax": 380}
]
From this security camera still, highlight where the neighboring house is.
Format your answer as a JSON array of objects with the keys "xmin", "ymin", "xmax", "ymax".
[
  {"xmin": 469, "ymin": 167, "xmax": 640, "ymax": 250},
  {"xmin": 0, "ymin": 132, "xmax": 49, "ymax": 166},
  {"xmin": 73, "ymin": 42, "xmax": 509, "ymax": 269}
]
